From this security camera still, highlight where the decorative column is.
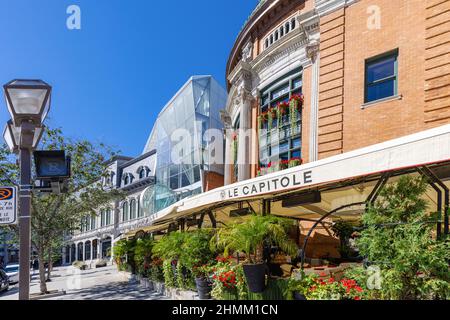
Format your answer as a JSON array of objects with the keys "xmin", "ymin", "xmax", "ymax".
[
  {"xmin": 90, "ymin": 241, "xmax": 94, "ymax": 261},
  {"xmin": 237, "ymin": 87, "xmax": 254, "ymax": 182},
  {"xmin": 220, "ymin": 110, "xmax": 233, "ymax": 185},
  {"xmin": 307, "ymin": 40, "xmax": 320, "ymax": 163},
  {"xmin": 81, "ymin": 242, "xmax": 85, "ymax": 262}
]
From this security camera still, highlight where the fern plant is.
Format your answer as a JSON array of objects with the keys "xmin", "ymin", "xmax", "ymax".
[{"xmin": 211, "ymin": 215, "xmax": 298, "ymax": 264}]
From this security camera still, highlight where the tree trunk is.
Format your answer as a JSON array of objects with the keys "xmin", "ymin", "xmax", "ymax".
[
  {"xmin": 38, "ymin": 245, "xmax": 48, "ymax": 294},
  {"xmin": 46, "ymin": 245, "xmax": 52, "ymax": 281}
]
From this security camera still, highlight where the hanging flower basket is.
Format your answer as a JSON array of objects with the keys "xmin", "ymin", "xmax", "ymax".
[
  {"xmin": 289, "ymin": 157, "xmax": 303, "ymax": 168},
  {"xmin": 258, "ymin": 113, "xmax": 269, "ymax": 130},
  {"xmin": 277, "ymin": 102, "xmax": 290, "ymax": 116},
  {"xmin": 289, "ymin": 94, "xmax": 304, "ymax": 111},
  {"xmin": 269, "ymin": 108, "xmax": 277, "ymax": 120},
  {"xmin": 279, "ymin": 160, "xmax": 290, "ymax": 170}
]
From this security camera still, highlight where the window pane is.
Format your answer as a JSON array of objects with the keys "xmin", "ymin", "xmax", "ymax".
[
  {"xmin": 292, "ymin": 138, "xmax": 301, "ymax": 149},
  {"xmin": 367, "ymin": 57, "xmax": 395, "ymax": 83},
  {"xmin": 280, "ymin": 141, "xmax": 289, "ymax": 153},
  {"xmin": 292, "ymin": 150, "xmax": 301, "ymax": 159},
  {"xmin": 272, "ymin": 84, "xmax": 290, "ymax": 100},
  {"xmin": 170, "ymin": 175, "xmax": 179, "ymax": 190},
  {"xmin": 367, "ymin": 79, "xmax": 395, "ymax": 102},
  {"xmin": 280, "ymin": 153, "xmax": 289, "ymax": 161}
]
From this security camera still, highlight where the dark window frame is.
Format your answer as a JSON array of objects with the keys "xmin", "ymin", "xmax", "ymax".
[{"xmin": 364, "ymin": 49, "xmax": 399, "ymax": 103}]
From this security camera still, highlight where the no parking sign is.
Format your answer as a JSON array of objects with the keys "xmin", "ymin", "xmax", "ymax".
[{"xmin": 0, "ymin": 186, "xmax": 17, "ymax": 225}]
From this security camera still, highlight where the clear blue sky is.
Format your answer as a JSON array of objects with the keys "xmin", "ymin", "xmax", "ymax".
[{"xmin": 0, "ymin": 0, "xmax": 257, "ymax": 156}]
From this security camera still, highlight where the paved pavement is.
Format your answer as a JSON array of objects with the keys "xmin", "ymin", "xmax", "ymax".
[{"xmin": 0, "ymin": 265, "xmax": 168, "ymax": 300}]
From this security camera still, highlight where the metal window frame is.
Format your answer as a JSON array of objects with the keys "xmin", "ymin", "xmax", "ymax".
[{"xmin": 364, "ymin": 49, "xmax": 399, "ymax": 103}]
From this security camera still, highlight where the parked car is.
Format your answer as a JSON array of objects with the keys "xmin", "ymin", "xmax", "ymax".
[
  {"xmin": 0, "ymin": 270, "xmax": 9, "ymax": 293},
  {"xmin": 4, "ymin": 264, "xmax": 19, "ymax": 284}
]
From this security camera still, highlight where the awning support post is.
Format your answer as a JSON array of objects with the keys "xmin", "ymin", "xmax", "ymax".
[
  {"xmin": 419, "ymin": 167, "xmax": 449, "ymax": 238},
  {"xmin": 197, "ymin": 212, "xmax": 206, "ymax": 229},
  {"xmin": 208, "ymin": 211, "xmax": 217, "ymax": 229}
]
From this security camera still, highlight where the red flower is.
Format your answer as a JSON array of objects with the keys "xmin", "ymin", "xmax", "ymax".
[{"xmin": 354, "ymin": 296, "xmax": 361, "ymax": 301}]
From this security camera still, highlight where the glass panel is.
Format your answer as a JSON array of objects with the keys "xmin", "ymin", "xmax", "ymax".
[
  {"xmin": 367, "ymin": 79, "xmax": 395, "ymax": 102},
  {"xmin": 272, "ymin": 84, "xmax": 290, "ymax": 100},
  {"xmin": 170, "ymin": 175, "xmax": 179, "ymax": 190},
  {"xmin": 367, "ymin": 57, "xmax": 395, "ymax": 83},
  {"xmin": 292, "ymin": 78, "xmax": 302, "ymax": 89},
  {"xmin": 292, "ymin": 138, "xmax": 301, "ymax": 149},
  {"xmin": 280, "ymin": 153, "xmax": 289, "ymax": 161},
  {"xmin": 280, "ymin": 141, "xmax": 289, "ymax": 153},
  {"xmin": 292, "ymin": 150, "xmax": 301, "ymax": 159},
  {"xmin": 7, "ymin": 88, "xmax": 47, "ymax": 114}
]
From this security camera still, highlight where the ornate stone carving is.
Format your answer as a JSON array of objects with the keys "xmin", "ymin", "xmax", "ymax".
[
  {"xmin": 220, "ymin": 110, "xmax": 232, "ymax": 129},
  {"xmin": 242, "ymin": 41, "xmax": 254, "ymax": 63},
  {"xmin": 306, "ymin": 39, "xmax": 320, "ymax": 63}
]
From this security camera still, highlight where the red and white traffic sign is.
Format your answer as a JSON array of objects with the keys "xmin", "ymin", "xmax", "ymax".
[{"xmin": 0, "ymin": 186, "xmax": 17, "ymax": 225}]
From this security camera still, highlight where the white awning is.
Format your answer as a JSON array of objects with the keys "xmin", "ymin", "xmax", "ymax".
[{"xmin": 150, "ymin": 124, "xmax": 450, "ymax": 224}]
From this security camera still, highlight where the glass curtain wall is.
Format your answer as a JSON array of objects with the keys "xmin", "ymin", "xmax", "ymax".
[{"xmin": 144, "ymin": 76, "xmax": 227, "ymax": 203}]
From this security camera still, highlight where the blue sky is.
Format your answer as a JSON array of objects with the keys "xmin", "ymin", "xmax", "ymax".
[{"xmin": 0, "ymin": 0, "xmax": 257, "ymax": 156}]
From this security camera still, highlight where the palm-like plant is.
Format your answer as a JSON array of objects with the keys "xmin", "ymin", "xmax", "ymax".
[{"xmin": 211, "ymin": 215, "xmax": 298, "ymax": 264}]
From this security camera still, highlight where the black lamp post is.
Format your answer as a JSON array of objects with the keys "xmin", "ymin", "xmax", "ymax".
[{"xmin": 2, "ymin": 79, "xmax": 51, "ymax": 300}]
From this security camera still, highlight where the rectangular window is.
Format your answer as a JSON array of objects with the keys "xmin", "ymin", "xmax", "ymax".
[{"xmin": 365, "ymin": 50, "xmax": 398, "ymax": 103}]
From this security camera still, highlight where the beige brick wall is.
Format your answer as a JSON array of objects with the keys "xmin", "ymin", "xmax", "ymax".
[
  {"xmin": 318, "ymin": 9, "xmax": 346, "ymax": 159},
  {"xmin": 425, "ymin": 0, "xmax": 450, "ymax": 124},
  {"xmin": 317, "ymin": 0, "xmax": 450, "ymax": 156}
]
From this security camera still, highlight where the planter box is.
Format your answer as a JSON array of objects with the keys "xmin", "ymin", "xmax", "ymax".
[{"xmin": 148, "ymin": 280, "xmax": 199, "ymax": 300}]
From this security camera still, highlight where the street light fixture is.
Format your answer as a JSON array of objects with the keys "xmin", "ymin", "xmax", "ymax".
[
  {"xmin": 2, "ymin": 79, "xmax": 52, "ymax": 301},
  {"xmin": 4, "ymin": 79, "xmax": 51, "ymax": 126},
  {"xmin": 3, "ymin": 120, "xmax": 45, "ymax": 153}
]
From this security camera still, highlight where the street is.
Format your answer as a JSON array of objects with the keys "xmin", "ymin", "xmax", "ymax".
[{"xmin": 0, "ymin": 265, "xmax": 168, "ymax": 300}]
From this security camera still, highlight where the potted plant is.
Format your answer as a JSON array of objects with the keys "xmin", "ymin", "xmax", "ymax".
[
  {"xmin": 181, "ymin": 229, "xmax": 216, "ymax": 299},
  {"xmin": 285, "ymin": 272, "xmax": 318, "ymax": 300},
  {"xmin": 211, "ymin": 215, "xmax": 298, "ymax": 293}
]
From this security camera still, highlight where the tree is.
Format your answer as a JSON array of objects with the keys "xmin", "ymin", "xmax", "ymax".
[
  {"xmin": 1, "ymin": 128, "xmax": 123, "ymax": 294},
  {"xmin": 357, "ymin": 176, "xmax": 450, "ymax": 300}
]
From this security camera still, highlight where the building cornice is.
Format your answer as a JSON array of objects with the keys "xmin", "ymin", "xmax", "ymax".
[{"xmin": 315, "ymin": 0, "xmax": 359, "ymax": 17}]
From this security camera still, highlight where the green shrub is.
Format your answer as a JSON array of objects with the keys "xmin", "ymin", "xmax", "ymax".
[
  {"xmin": 72, "ymin": 261, "xmax": 87, "ymax": 270},
  {"xmin": 357, "ymin": 176, "xmax": 450, "ymax": 300}
]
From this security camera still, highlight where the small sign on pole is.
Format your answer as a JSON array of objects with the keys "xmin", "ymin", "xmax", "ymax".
[{"xmin": 0, "ymin": 186, "xmax": 18, "ymax": 225}]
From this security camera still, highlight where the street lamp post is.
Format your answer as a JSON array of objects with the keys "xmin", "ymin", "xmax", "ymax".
[{"xmin": 2, "ymin": 79, "xmax": 51, "ymax": 300}]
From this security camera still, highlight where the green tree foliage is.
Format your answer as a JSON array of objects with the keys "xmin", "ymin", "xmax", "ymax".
[
  {"xmin": 357, "ymin": 176, "xmax": 450, "ymax": 300},
  {"xmin": 211, "ymin": 215, "xmax": 298, "ymax": 264},
  {"xmin": 0, "ymin": 128, "xmax": 123, "ymax": 294}
]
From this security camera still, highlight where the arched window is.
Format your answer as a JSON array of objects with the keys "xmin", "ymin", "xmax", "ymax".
[
  {"xmin": 265, "ymin": 38, "xmax": 269, "ymax": 49},
  {"xmin": 106, "ymin": 209, "xmax": 112, "ymax": 226},
  {"xmin": 139, "ymin": 168, "xmax": 146, "ymax": 179},
  {"xmin": 137, "ymin": 196, "xmax": 143, "ymax": 218},
  {"xmin": 124, "ymin": 175, "xmax": 130, "ymax": 186},
  {"xmin": 100, "ymin": 209, "xmax": 106, "ymax": 227},
  {"xmin": 285, "ymin": 22, "xmax": 290, "ymax": 33},
  {"xmin": 280, "ymin": 26, "xmax": 284, "ymax": 37},
  {"xmin": 291, "ymin": 18, "xmax": 296, "ymax": 30},
  {"xmin": 91, "ymin": 215, "xmax": 96, "ymax": 230},
  {"xmin": 130, "ymin": 199, "xmax": 137, "ymax": 220},
  {"xmin": 122, "ymin": 202, "xmax": 129, "ymax": 222}
]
